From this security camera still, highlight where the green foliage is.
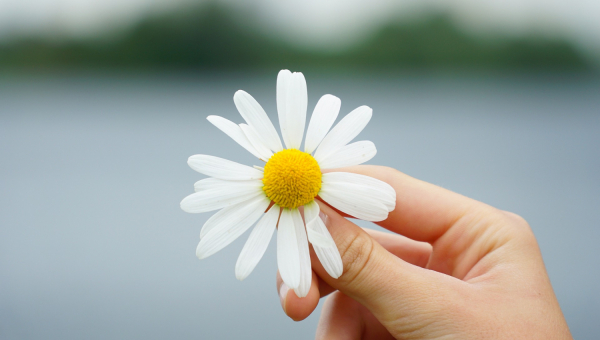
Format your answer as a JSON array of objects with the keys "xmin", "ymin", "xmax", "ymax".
[
  {"xmin": 0, "ymin": 3, "xmax": 592, "ymax": 71},
  {"xmin": 344, "ymin": 17, "xmax": 588, "ymax": 70}
]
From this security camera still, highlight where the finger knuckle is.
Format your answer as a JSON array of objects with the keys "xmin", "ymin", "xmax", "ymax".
[
  {"xmin": 500, "ymin": 210, "xmax": 535, "ymax": 236},
  {"xmin": 338, "ymin": 231, "xmax": 375, "ymax": 284},
  {"xmin": 502, "ymin": 210, "xmax": 529, "ymax": 227}
]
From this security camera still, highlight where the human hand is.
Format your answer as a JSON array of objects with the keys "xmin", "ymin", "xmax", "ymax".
[{"xmin": 275, "ymin": 165, "xmax": 572, "ymax": 339}]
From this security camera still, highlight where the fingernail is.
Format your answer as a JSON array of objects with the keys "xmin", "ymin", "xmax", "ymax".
[
  {"xmin": 279, "ymin": 282, "xmax": 289, "ymax": 313},
  {"xmin": 319, "ymin": 211, "xmax": 328, "ymax": 223}
]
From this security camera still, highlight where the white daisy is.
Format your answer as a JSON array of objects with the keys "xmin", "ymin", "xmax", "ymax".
[{"xmin": 181, "ymin": 70, "xmax": 396, "ymax": 298}]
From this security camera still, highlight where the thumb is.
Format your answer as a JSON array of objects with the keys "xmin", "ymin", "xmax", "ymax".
[{"xmin": 313, "ymin": 200, "xmax": 465, "ymax": 330}]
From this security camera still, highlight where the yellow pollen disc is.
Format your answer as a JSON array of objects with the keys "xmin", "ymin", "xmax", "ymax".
[{"xmin": 262, "ymin": 149, "xmax": 322, "ymax": 209}]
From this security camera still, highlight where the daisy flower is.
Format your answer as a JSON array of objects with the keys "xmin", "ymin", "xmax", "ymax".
[{"xmin": 181, "ymin": 70, "xmax": 396, "ymax": 298}]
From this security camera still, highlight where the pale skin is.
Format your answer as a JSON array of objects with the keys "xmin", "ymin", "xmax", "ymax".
[{"xmin": 275, "ymin": 166, "xmax": 573, "ymax": 339}]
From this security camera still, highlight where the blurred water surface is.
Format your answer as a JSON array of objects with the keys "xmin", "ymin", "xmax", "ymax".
[{"xmin": 1, "ymin": 73, "xmax": 599, "ymax": 339}]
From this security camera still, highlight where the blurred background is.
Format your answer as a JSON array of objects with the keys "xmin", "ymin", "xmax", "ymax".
[{"xmin": 1, "ymin": 0, "xmax": 599, "ymax": 339}]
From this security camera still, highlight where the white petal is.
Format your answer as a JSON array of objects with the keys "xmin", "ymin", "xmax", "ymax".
[
  {"xmin": 322, "ymin": 172, "xmax": 396, "ymax": 211},
  {"xmin": 277, "ymin": 209, "xmax": 300, "ymax": 289},
  {"xmin": 277, "ymin": 70, "xmax": 307, "ymax": 150},
  {"xmin": 303, "ymin": 200, "xmax": 320, "ymax": 225},
  {"xmin": 240, "ymin": 124, "xmax": 273, "ymax": 161},
  {"xmin": 306, "ymin": 225, "xmax": 336, "ymax": 248},
  {"xmin": 304, "ymin": 202, "xmax": 342, "ymax": 278},
  {"xmin": 181, "ymin": 180, "xmax": 263, "ymax": 213},
  {"xmin": 181, "ymin": 189, "xmax": 262, "ymax": 214},
  {"xmin": 206, "ymin": 115, "xmax": 263, "ymax": 160},
  {"xmin": 195, "ymin": 178, "xmax": 262, "ymax": 192},
  {"xmin": 318, "ymin": 141, "xmax": 377, "ymax": 169},
  {"xmin": 199, "ymin": 193, "xmax": 265, "ymax": 238},
  {"xmin": 304, "ymin": 94, "xmax": 341, "ymax": 154},
  {"xmin": 188, "ymin": 155, "xmax": 263, "ymax": 180},
  {"xmin": 320, "ymin": 172, "xmax": 396, "ymax": 222},
  {"xmin": 196, "ymin": 196, "xmax": 270, "ymax": 259},
  {"xmin": 313, "ymin": 106, "xmax": 372, "ymax": 163},
  {"xmin": 276, "ymin": 70, "xmax": 292, "ymax": 147},
  {"xmin": 291, "ymin": 208, "xmax": 311, "ymax": 298},
  {"xmin": 235, "ymin": 205, "xmax": 279, "ymax": 281},
  {"xmin": 194, "ymin": 178, "xmax": 222, "ymax": 192},
  {"xmin": 319, "ymin": 187, "xmax": 388, "ymax": 222},
  {"xmin": 233, "ymin": 90, "xmax": 283, "ymax": 152},
  {"xmin": 303, "ymin": 201, "xmax": 335, "ymax": 248},
  {"xmin": 315, "ymin": 241, "xmax": 344, "ymax": 279}
]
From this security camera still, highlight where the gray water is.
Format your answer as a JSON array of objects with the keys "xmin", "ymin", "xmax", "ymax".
[{"xmin": 1, "ymin": 73, "xmax": 599, "ymax": 339}]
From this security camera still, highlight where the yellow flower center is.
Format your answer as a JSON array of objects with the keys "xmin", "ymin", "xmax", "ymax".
[{"xmin": 262, "ymin": 149, "xmax": 322, "ymax": 209}]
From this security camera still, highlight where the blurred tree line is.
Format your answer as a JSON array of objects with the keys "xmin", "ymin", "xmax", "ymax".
[{"xmin": 0, "ymin": 3, "xmax": 593, "ymax": 72}]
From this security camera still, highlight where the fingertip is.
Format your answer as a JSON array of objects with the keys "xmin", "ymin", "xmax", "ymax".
[{"xmin": 279, "ymin": 271, "xmax": 320, "ymax": 321}]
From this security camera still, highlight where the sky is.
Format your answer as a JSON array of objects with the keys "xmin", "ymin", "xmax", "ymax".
[{"xmin": 0, "ymin": 0, "xmax": 599, "ymax": 54}]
